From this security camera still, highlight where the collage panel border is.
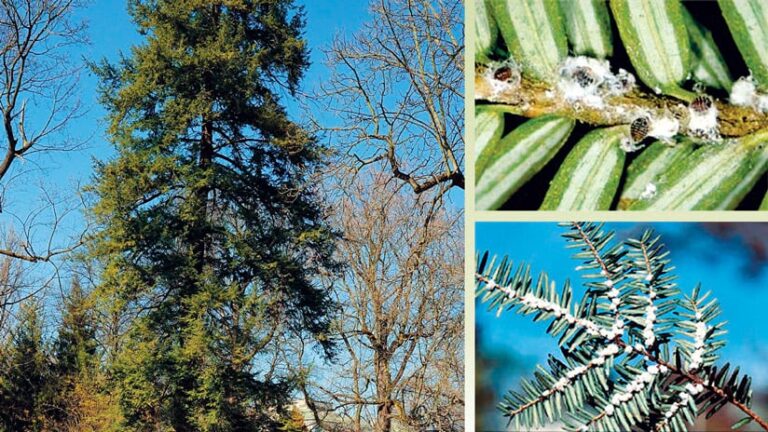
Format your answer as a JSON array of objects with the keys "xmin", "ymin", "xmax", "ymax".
[{"xmin": 463, "ymin": 1, "xmax": 768, "ymax": 430}]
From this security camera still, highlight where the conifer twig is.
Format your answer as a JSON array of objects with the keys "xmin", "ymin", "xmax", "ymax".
[{"xmin": 476, "ymin": 71, "xmax": 768, "ymax": 139}]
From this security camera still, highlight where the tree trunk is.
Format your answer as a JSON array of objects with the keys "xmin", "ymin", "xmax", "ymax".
[
  {"xmin": 375, "ymin": 350, "xmax": 393, "ymax": 432},
  {"xmin": 171, "ymin": 117, "xmax": 212, "ymax": 432},
  {"xmin": 193, "ymin": 117, "xmax": 213, "ymax": 273}
]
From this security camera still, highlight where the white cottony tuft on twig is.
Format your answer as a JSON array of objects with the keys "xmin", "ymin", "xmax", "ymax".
[
  {"xmin": 647, "ymin": 115, "xmax": 680, "ymax": 143},
  {"xmin": 689, "ymin": 321, "xmax": 708, "ymax": 370},
  {"xmin": 731, "ymin": 76, "xmax": 759, "ymax": 107},
  {"xmin": 730, "ymin": 75, "xmax": 768, "ymax": 115},
  {"xmin": 481, "ymin": 58, "xmax": 521, "ymax": 102},
  {"xmin": 556, "ymin": 56, "xmax": 635, "ymax": 108}
]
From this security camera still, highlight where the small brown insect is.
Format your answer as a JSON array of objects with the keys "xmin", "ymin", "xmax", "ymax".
[
  {"xmin": 572, "ymin": 66, "xmax": 597, "ymax": 88},
  {"xmin": 630, "ymin": 117, "xmax": 650, "ymax": 143},
  {"xmin": 493, "ymin": 66, "xmax": 515, "ymax": 83},
  {"xmin": 690, "ymin": 95, "xmax": 713, "ymax": 114}
]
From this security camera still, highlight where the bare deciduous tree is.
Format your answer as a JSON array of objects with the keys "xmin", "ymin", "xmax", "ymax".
[
  {"xmin": 0, "ymin": 0, "xmax": 87, "ymax": 265},
  {"xmin": 296, "ymin": 173, "xmax": 463, "ymax": 432},
  {"xmin": 0, "ymin": 229, "xmax": 60, "ymax": 343},
  {"xmin": 0, "ymin": 0, "xmax": 85, "ymax": 181},
  {"xmin": 315, "ymin": 0, "xmax": 464, "ymax": 198}
]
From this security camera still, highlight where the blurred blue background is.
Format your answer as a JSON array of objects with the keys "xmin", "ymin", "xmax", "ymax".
[{"xmin": 475, "ymin": 222, "xmax": 768, "ymax": 431}]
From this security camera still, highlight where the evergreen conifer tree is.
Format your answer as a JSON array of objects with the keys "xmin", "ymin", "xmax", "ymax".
[
  {"xmin": 89, "ymin": 1, "xmax": 337, "ymax": 429},
  {"xmin": 54, "ymin": 278, "xmax": 98, "ymax": 380},
  {"xmin": 49, "ymin": 277, "xmax": 101, "ymax": 429},
  {"xmin": 0, "ymin": 302, "xmax": 54, "ymax": 431}
]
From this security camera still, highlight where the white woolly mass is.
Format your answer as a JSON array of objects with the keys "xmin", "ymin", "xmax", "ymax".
[
  {"xmin": 642, "ymin": 329, "xmax": 655, "ymax": 346},
  {"xmin": 689, "ymin": 321, "xmax": 708, "ymax": 370},
  {"xmin": 599, "ymin": 322, "xmax": 624, "ymax": 340},
  {"xmin": 556, "ymin": 56, "xmax": 635, "ymax": 108},
  {"xmin": 535, "ymin": 343, "xmax": 622, "ymax": 402},
  {"xmin": 608, "ymin": 69, "xmax": 636, "ymax": 95},
  {"xmin": 730, "ymin": 76, "xmax": 758, "ymax": 107},
  {"xmin": 482, "ymin": 59, "xmax": 521, "ymax": 102},
  {"xmin": 639, "ymin": 183, "xmax": 657, "ymax": 200},
  {"xmin": 687, "ymin": 102, "xmax": 720, "ymax": 141},
  {"xmin": 620, "ymin": 137, "xmax": 644, "ymax": 153},
  {"xmin": 662, "ymin": 383, "xmax": 704, "ymax": 422},
  {"xmin": 757, "ymin": 95, "xmax": 768, "ymax": 113},
  {"xmin": 685, "ymin": 383, "xmax": 704, "ymax": 395},
  {"xmin": 647, "ymin": 115, "xmax": 680, "ymax": 142},
  {"xmin": 599, "ymin": 344, "xmax": 620, "ymax": 357},
  {"xmin": 603, "ymin": 364, "xmax": 661, "ymax": 417},
  {"xmin": 482, "ymin": 275, "xmax": 607, "ymax": 339},
  {"xmin": 567, "ymin": 365, "xmax": 589, "ymax": 379},
  {"xmin": 643, "ymin": 294, "xmax": 657, "ymax": 348},
  {"xmin": 729, "ymin": 75, "xmax": 768, "ymax": 113}
]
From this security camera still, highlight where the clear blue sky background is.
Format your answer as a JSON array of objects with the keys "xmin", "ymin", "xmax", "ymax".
[{"xmin": 476, "ymin": 222, "xmax": 768, "ymax": 428}]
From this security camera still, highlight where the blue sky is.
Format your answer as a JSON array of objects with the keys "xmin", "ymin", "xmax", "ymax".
[{"xmin": 476, "ymin": 222, "xmax": 768, "ymax": 426}]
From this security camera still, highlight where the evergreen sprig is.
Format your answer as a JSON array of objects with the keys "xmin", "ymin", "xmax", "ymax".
[{"xmin": 476, "ymin": 223, "xmax": 768, "ymax": 432}]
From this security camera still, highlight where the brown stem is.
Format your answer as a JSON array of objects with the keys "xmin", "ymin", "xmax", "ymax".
[
  {"xmin": 573, "ymin": 222, "xmax": 613, "ymax": 279},
  {"xmin": 616, "ymin": 341, "xmax": 768, "ymax": 431},
  {"xmin": 475, "ymin": 68, "xmax": 768, "ymax": 138}
]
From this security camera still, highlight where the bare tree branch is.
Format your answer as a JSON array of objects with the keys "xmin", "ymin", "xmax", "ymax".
[
  {"xmin": 311, "ymin": 0, "xmax": 464, "ymax": 196},
  {"xmin": 0, "ymin": 0, "xmax": 86, "ymax": 194}
]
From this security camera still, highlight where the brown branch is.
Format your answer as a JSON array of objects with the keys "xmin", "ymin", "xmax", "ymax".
[
  {"xmin": 624, "ymin": 342, "xmax": 768, "ymax": 432},
  {"xmin": 476, "ymin": 69, "xmax": 768, "ymax": 138}
]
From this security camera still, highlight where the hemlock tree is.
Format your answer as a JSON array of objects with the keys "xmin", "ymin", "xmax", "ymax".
[
  {"xmin": 89, "ymin": 1, "xmax": 337, "ymax": 430},
  {"xmin": 0, "ymin": 302, "xmax": 56, "ymax": 431},
  {"xmin": 49, "ymin": 277, "xmax": 105, "ymax": 431}
]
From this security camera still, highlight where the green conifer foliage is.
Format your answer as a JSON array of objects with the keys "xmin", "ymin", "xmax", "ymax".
[
  {"xmin": 0, "ymin": 303, "xmax": 55, "ymax": 431},
  {"xmin": 54, "ymin": 279, "xmax": 98, "ymax": 380},
  {"xmin": 88, "ymin": 1, "xmax": 337, "ymax": 430},
  {"xmin": 49, "ymin": 278, "xmax": 102, "ymax": 429},
  {"xmin": 476, "ymin": 223, "xmax": 768, "ymax": 431}
]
